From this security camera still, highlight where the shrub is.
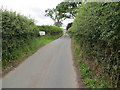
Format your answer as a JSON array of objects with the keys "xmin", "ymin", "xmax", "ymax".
[
  {"xmin": 68, "ymin": 2, "xmax": 120, "ymax": 88},
  {"xmin": 2, "ymin": 10, "xmax": 39, "ymax": 67},
  {"xmin": 37, "ymin": 25, "xmax": 63, "ymax": 37},
  {"xmin": 2, "ymin": 9, "xmax": 63, "ymax": 71}
]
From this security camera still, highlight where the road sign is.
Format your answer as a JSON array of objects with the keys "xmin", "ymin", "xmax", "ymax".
[{"xmin": 39, "ymin": 31, "xmax": 45, "ymax": 36}]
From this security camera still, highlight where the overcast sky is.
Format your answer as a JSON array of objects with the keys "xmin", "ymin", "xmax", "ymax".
[{"xmin": 0, "ymin": 0, "xmax": 73, "ymax": 28}]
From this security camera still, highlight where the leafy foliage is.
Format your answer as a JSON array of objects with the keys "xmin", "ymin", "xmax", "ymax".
[
  {"xmin": 74, "ymin": 39, "xmax": 110, "ymax": 88},
  {"xmin": 56, "ymin": 2, "xmax": 81, "ymax": 19},
  {"xmin": 68, "ymin": 2, "xmax": 120, "ymax": 88},
  {"xmin": 45, "ymin": 8, "xmax": 63, "ymax": 27},
  {"xmin": 2, "ymin": 10, "xmax": 39, "ymax": 66},
  {"xmin": 2, "ymin": 10, "xmax": 63, "ymax": 71},
  {"xmin": 37, "ymin": 25, "xmax": 63, "ymax": 36},
  {"xmin": 45, "ymin": 1, "xmax": 81, "ymax": 27}
]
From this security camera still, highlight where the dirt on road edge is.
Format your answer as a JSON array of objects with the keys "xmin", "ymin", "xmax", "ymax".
[{"xmin": 71, "ymin": 39, "xmax": 85, "ymax": 88}]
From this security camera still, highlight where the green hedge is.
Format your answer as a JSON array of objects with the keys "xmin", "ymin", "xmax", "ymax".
[
  {"xmin": 37, "ymin": 25, "xmax": 63, "ymax": 36},
  {"xmin": 2, "ymin": 10, "xmax": 63, "ymax": 70},
  {"xmin": 2, "ymin": 10, "xmax": 39, "ymax": 65},
  {"xmin": 68, "ymin": 2, "xmax": 120, "ymax": 88}
]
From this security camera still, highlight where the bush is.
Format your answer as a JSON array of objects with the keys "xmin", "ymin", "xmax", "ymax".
[
  {"xmin": 2, "ymin": 10, "xmax": 39, "ymax": 67},
  {"xmin": 37, "ymin": 25, "xmax": 63, "ymax": 37},
  {"xmin": 2, "ymin": 10, "xmax": 63, "ymax": 71},
  {"xmin": 68, "ymin": 2, "xmax": 120, "ymax": 88}
]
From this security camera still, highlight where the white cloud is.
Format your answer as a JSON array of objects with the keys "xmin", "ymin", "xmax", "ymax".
[
  {"xmin": 34, "ymin": 17, "xmax": 54, "ymax": 25},
  {"xmin": 0, "ymin": 0, "xmax": 73, "ymax": 27}
]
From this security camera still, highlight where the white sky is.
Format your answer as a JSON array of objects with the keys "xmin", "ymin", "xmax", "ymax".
[{"xmin": 0, "ymin": 0, "xmax": 73, "ymax": 28}]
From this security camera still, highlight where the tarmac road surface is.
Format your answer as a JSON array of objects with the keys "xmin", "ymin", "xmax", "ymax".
[{"xmin": 2, "ymin": 35, "xmax": 78, "ymax": 88}]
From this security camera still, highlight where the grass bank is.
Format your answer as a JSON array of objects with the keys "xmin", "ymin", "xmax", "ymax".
[
  {"xmin": 71, "ymin": 38, "xmax": 109, "ymax": 88},
  {"xmin": 2, "ymin": 36, "xmax": 57, "ymax": 76}
]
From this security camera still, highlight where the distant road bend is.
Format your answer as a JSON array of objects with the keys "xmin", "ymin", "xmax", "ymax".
[{"xmin": 2, "ymin": 35, "xmax": 78, "ymax": 88}]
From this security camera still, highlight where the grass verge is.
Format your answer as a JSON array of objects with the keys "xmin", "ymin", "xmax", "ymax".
[
  {"xmin": 2, "ymin": 36, "xmax": 57, "ymax": 76},
  {"xmin": 71, "ymin": 38, "xmax": 109, "ymax": 88}
]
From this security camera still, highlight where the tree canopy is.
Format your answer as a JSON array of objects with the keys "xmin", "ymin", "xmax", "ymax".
[{"xmin": 45, "ymin": 1, "xmax": 81, "ymax": 27}]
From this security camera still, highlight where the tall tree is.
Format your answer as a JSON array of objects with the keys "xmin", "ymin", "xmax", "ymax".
[
  {"xmin": 45, "ymin": 1, "xmax": 81, "ymax": 27},
  {"xmin": 56, "ymin": 2, "xmax": 81, "ymax": 19},
  {"xmin": 45, "ymin": 8, "xmax": 63, "ymax": 27}
]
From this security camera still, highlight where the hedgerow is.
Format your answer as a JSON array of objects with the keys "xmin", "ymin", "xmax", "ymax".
[
  {"xmin": 2, "ymin": 10, "xmax": 63, "ymax": 71},
  {"xmin": 37, "ymin": 25, "xmax": 63, "ymax": 37},
  {"xmin": 2, "ymin": 10, "xmax": 39, "ymax": 67},
  {"xmin": 68, "ymin": 2, "xmax": 120, "ymax": 88}
]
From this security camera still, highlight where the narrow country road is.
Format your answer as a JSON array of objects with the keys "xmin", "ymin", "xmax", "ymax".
[{"xmin": 2, "ymin": 35, "xmax": 78, "ymax": 88}]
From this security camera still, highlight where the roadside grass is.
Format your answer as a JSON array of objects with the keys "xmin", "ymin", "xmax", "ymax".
[
  {"xmin": 2, "ymin": 36, "xmax": 56, "ymax": 75},
  {"xmin": 72, "ymin": 38, "xmax": 109, "ymax": 88}
]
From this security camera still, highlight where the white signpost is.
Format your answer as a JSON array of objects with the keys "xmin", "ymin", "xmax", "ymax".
[{"xmin": 39, "ymin": 31, "xmax": 45, "ymax": 36}]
